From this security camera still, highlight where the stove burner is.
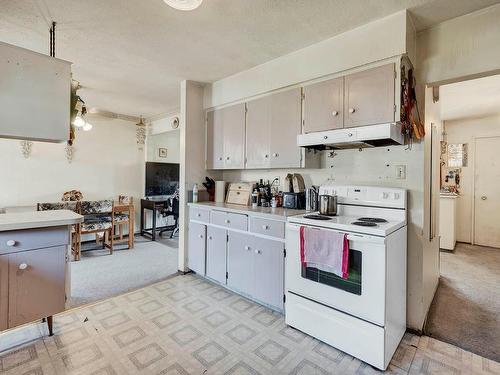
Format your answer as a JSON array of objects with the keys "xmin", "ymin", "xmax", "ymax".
[
  {"xmin": 357, "ymin": 217, "xmax": 388, "ymax": 223},
  {"xmin": 304, "ymin": 214, "xmax": 332, "ymax": 220},
  {"xmin": 352, "ymin": 221, "xmax": 378, "ymax": 227}
]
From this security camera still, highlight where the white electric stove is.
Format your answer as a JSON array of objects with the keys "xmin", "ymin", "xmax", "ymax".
[{"xmin": 285, "ymin": 184, "xmax": 407, "ymax": 370}]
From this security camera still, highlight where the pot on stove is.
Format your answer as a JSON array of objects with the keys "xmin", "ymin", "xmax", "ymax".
[{"xmin": 319, "ymin": 194, "xmax": 337, "ymax": 216}]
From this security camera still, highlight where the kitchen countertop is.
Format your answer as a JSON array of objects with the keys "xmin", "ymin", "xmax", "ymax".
[
  {"xmin": 0, "ymin": 210, "xmax": 83, "ymax": 232},
  {"xmin": 188, "ymin": 202, "xmax": 306, "ymax": 220}
]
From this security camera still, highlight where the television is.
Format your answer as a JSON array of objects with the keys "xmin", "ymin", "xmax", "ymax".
[{"xmin": 145, "ymin": 162, "xmax": 179, "ymax": 197}]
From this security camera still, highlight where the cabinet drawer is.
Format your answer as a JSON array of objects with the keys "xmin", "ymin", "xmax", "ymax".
[
  {"xmin": 190, "ymin": 207, "xmax": 210, "ymax": 223},
  {"xmin": 0, "ymin": 226, "xmax": 69, "ymax": 255},
  {"xmin": 249, "ymin": 217, "xmax": 285, "ymax": 239},
  {"xmin": 211, "ymin": 211, "xmax": 247, "ymax": 231}
]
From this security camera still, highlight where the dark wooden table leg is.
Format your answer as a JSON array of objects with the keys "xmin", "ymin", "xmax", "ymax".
[
  {"xmin": 140, "ymin": 206, "xmax": 145, "ymax": 236},
  {"xmin": 152, "ymin": 206, "xmax": 157, "ymax": 241},
  {"xmin": 47, "ymin": 316, "xmax": 54, "ymax": 336}
]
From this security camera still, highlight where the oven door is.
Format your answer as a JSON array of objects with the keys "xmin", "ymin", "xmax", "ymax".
[{"xmin": 286, "ymin": 223, "xmax": 386, "ymax": 326}]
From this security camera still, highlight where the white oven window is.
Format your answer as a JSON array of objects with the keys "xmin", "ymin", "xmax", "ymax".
[{"xmin": 301, "ymin": 249, "xmax": 362, "ymax": 295}]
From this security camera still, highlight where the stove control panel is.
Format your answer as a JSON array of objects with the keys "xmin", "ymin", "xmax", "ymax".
[{"xmin": 319, "ymin": 184, "xmax": 406, "ymax": 209}]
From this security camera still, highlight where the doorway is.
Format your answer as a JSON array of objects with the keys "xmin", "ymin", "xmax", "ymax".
[{"xmin": 424, "ymin": 74, "xmax": 500, "ymax": 362}]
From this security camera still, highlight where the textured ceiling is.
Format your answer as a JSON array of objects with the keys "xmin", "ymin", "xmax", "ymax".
[
  {"xmin": 1, "ymin": 0, "xmax": 499, "ymax": 117},
  {"xmin": 441, "ymin": 74, "xmax": 500, "ymax": 121}
]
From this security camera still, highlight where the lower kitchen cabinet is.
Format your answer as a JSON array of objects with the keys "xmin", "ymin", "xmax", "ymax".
[
  {"xmin": 0, "ymin": 256, "xmax": 8, "ymax": 331},
  {"xmin": 227, "ymin": 232, "xmax": 284, "ymax": 310},
  {"xmin": 187, "ymin": 222, "xmax": 206, "ymax": 275},
  {"xmin": 227, "ymin": 232, "xmax": 255, "ymax": 296},
  {"xmin": 188, "ymin": 204, "xmax": 287, "ymax": 312},
  {"xmin": 206, "ymin": 226, "xmax": 227, "ymax": 284},
  {"xmin": 253, "ymin": 238, "xmax": 284, "ymax": 309},
  {"xmin": 7, "ymin": 246, "xmax": 66, "ymax": 328}
]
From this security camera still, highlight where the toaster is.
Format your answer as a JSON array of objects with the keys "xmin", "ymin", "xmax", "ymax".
[{"xmin": 282, "ymin": 192, "xmax": 306, "ymax": 209}]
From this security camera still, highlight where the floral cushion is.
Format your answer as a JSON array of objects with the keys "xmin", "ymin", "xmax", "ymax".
[
  {"xmin": 38, "ymin": 202, "xmax": 78, "ymax": 212},
  {"xmin": 113, "ymin": 213, "xmax": 129, "ymax": 222},
  {"xmin": 84, "ymin": 214, "xmax": 112, "ymax": 223},
  {"xmin": 81, "ymin": 221, "xmax": 112, "ymax": 232},
  {"xmin": 80, "ymin": 200, "xmax": 113, "ymax": 215}
]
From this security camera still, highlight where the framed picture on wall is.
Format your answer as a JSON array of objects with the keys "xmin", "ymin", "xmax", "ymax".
[{"xmin": 158, "ymin": 148, "xmax": 167, "ymax": 158}]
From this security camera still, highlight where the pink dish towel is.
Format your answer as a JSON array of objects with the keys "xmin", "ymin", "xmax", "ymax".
[{"xmin": 300, "ymin": 226, "xmax": 349, "ymax": 279}]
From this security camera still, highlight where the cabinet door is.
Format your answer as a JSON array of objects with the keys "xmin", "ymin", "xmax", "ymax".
[
  {"xmin": 253, "ymin": 238, "xmax": 284, "ymax": 309},
  {"xmin": 223, "ymin": 103, "xmax": 246, "ymax": 169},
  {"xmin": 8, "ymin": 246, "xmax": 66, "ymax": 328},
  {"xmin": 344, "ymin": 63, "xmax": 395, "ymax": 128},
  {"xmin": 246, "ymin": 96, "xmax": 271, "ymax": 169},
  {"xmin": 0, "ymin": 255, "xmax": 8, "ymax": 331},
  {"xmin": 303, "ymin": 77, "xmax": 344, "ymax": 133},
  {"xmin": 206, "ymin": 110, "xmax": 224, "ymax": 169},
  {"xmin": 270, "ymin": 88, "xmax": 302, "ymax": 168},
  {"xmin": 227, "ymin": 232, "xmax": 255, "ymax": 296},
  {"xmin": 187, "ymin": 222, "xmax": 206, "ymax": 275},
  {"xmin": 206, "ymin": 227, "xmax": 227, "ymax": 284}
]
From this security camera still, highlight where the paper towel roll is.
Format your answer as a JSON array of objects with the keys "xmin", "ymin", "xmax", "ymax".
[{"xmin": 215, "ymin": 181, "xmax": 227, "ymax": 203}]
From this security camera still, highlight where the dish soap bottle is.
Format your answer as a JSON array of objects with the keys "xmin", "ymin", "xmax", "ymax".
[{"xmin": 193, "ymin": 183, "xmax": 199, "ymax": 203}]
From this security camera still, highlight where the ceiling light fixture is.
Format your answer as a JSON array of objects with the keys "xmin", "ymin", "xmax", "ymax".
[{"xmin": 163, "ymin": 0, "xmax": 203, "ymax": 11}]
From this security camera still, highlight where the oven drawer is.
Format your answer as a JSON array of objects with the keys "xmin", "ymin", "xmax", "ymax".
[
  {"xmin": 249, "ymin": 217, "xmax": 284, "ymax": 239},
  {"xmin": 285, "ymin": 292, "xmax": 387, "ymax": 370},
  {"xmin": 211, "ymin": 211, "xmax": 247, "ymax": 231},
  {"xmin": 190, "ymin": 207, "xmax": 210, "ymax": 223}
]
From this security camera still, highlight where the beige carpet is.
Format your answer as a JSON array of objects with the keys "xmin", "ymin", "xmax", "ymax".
[
  {"xmin": 69, "ymin": 237, "xmax": 178, "ymax": 308},
  {"xmin": 424, "ymin": 243, "xmax": 500, "ymax": 362}
]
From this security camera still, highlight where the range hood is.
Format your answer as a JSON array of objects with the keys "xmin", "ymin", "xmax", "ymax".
[{"xmin": 297, "ymin": 123, "xmax": 404, "ymax": 150}]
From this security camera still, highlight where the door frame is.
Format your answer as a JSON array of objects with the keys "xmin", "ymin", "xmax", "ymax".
[{"xmin": 472, "ymin": 135, "xmax": 500, "ymax": 246}]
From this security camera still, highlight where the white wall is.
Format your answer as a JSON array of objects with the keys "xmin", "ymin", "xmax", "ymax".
[
  {"xmin": 417, "ymin": 4, "xmax": 500, "ymax": 86},
  {"xmin": 204, "ymin": 10, "xmax": 414, "ymax": 109},
  {"xmin": 146, "ymin": 130, "xmax": 180, "ymax": 163},
  {"xmin": 443, "ymin": 114, "xmax": 500, "ymax": 243},
  {"xmin": 0, "ymin": 116, "xmax": 144, "ymax": 208}
]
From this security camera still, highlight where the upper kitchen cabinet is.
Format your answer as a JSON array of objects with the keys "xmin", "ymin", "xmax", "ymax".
[
  {"xmin": 0, "ymin": 41, "xmax": 71, "ymax": 143},
  {"xmin": 246, "ymin": 88, "xmax": 302, "ymax": 169},
  {"xmin": 344, "ymin": 63, "xmax": 395, "ymax": 128},
  {"xmin": 303, "ymin": 77, "xmax": 344, "ymax": 133},
  {"xmin": 206, "ymin": 103, "xmax": 245, "ymax": 170}
]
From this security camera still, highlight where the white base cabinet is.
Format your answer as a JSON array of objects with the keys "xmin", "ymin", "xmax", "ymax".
[{"xmin": 188, "ymin": 204, "xmax": 287, "ymax": 311}]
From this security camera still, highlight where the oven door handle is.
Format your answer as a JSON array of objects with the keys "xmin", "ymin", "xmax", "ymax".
[{"xmin": 287, "ymin": 223, "xmax": 384, "ymax": 243}]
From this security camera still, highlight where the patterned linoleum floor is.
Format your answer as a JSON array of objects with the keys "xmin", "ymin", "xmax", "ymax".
[{"xmin": 1, "ymin": 274, "xmax": 499, "ymax": 375}]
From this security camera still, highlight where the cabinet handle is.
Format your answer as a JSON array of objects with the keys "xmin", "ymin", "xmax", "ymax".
[
  {"xmin": 226, "ymin": 156, "xmax": 230, "ymax": 160},
  {"xmin": 262, "ymin": 225, "xmax": 269, "ymax": 230},
  {"xmin": 18, "ymin": 263, "xmax": 28, "ymax": 270},
  {"xmin": 264, "ymin": 154, "xmax": 269, "ymax": 158},
  {"xmin": 349, "ymin": 108, "xmax": 356, "ymax": 114},
  {"xmin": 273, "ymin": 153, "xmax": 279, "ymax": 157},
  {"xmin": 244, "ymin": 246, "xmax": 250, "ymax": 250},
  {"xmin": 6, "ymin": 240, "xmax": 16, "ymax": 247},
  {"xmin": 218, "ymin": 157, "xmax": 223, "ymax": 161},
  {"xmin": 208, "ymin": 236, "xmax": 213, "ymax": 240},
  {"xmin": 348, "ymin": 133, "xmax": 353, "ymax": 137},
  {"xmin": 254, "ymin": 249, "xmax": 261, "ymax": 254},
  {"xmin": 332, "ymin": 110, "xmax": 338, "ymax": 116},
  {"xmin": 196, "ymin": 213, "xmax": 201, "ymax": 217},
  {"xmin": 323, "ymin": 136, "xmax": 328, "ymax": 140},
  {"xmin": 224, "ymin": 219, "xmax": 230, "ymax": 224},
  {"xmin": 198, "ymin": 234, "xmax": 203, "ymax": 239}
]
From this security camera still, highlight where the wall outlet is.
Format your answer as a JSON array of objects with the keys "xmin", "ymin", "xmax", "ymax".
[
  {"xmin": 395, "ymin": 165, "xmax": 406, "ymax": 180},
  {"xmin": 273, "ymin": 176, "xmax": 281, "ymax": 187}
]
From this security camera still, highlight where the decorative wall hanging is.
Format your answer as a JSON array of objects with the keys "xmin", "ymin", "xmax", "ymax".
[
  {"xmin": 65, "ymin": 144, "xmax": 75, "ymax": 163},
  {"xmin": 136, "ymin": 116, "xmax": 147, "ymax": 150},
  {"xmin": 20, "ymin": 140, "xmax": 33, "ymax": 159}
]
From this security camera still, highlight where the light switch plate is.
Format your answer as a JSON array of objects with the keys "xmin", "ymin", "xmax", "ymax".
[{"xmin": 395, "ymin": 165, "xmax": 406, "ymax": 180}]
